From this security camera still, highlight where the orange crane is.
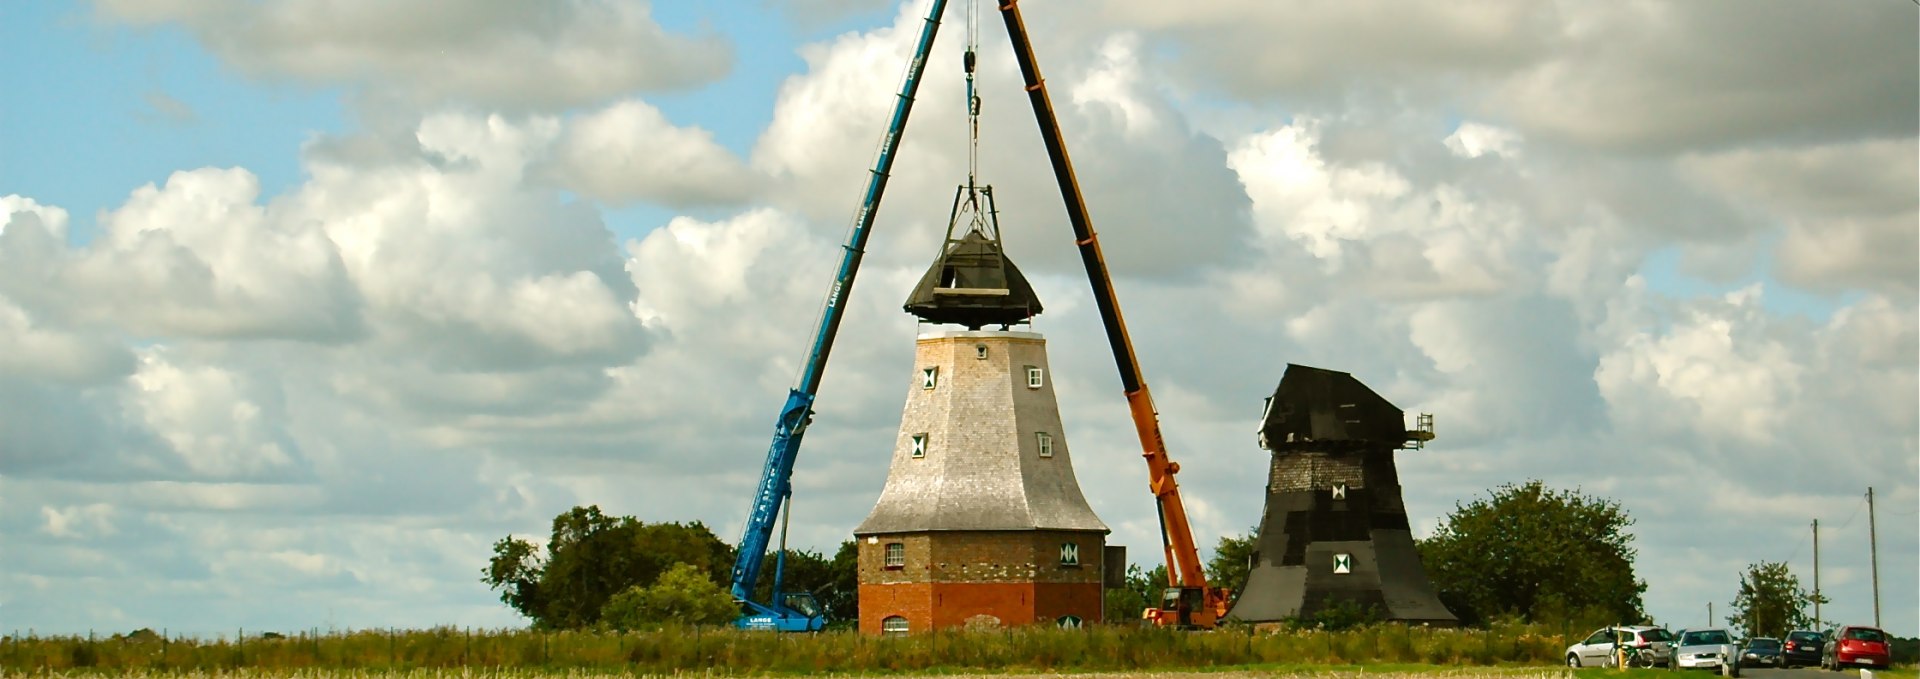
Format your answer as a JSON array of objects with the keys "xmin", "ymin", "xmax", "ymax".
[{"xmin": 994, "ymin": 0, "xmax": 1231, "ymax": 628}]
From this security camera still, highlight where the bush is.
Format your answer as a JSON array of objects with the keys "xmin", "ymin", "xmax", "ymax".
[{"xmin": 599, "ymin": 563, "xmax": 737, "ymax": 631}]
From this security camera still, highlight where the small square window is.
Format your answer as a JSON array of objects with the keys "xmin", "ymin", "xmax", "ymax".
[
  {"xmin": 921, "ymin": 367, "xmax": 938, "ymax": 390},
  {"xmin": 1059, "ymin": 542, "xmax": 1079, "ymax": 566},
  {"xmin": 1036, "ymin": 432, "xmax": 1053, "ymax": 458},
  {"xmin": 1026, "ymin": 366, "xmax": 1043, "ymax": 389},
  {"xmin": 975, "ymin": 344, "xmax": 988, "ymax": 359},
  {"xmin": 1331, "ymin": 481, "xmax": 1348, "ymax": 500},
  {"xmin": 885, "ymin": 542, "xmax": 905, "ymax": 568},
  {"xmin": 910, "ymin": 434, "xmax": 928, "ymax": 458},
  {"xmin": 1333, "ymin": 553, "xmax": 1353, "ymax": 574}
]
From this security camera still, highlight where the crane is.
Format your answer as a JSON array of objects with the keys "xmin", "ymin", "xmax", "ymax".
[
  {"xmin": 994, "ymin": 0, "xmax": 1232, "ymax": 628},
  {"xmin": 730, "ymin": 0, "xmax": 950, "ymax": 632}
]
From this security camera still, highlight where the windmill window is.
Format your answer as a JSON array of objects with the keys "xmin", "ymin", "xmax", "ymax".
[
  {"xmin": 910, "ymin": 434, "xmax": 928, "ymax": 458},
  {"xmin": 1025, "ymin": 366, "xmax": 1043, "ymax": 389},
  {"xmin": 1036, "ymin": 432, "xmax": 1053, "ymax": 458},
  {"xmin": 921, "ymin": 367, "xmax": 938, "ymax": 390},
  {"xmin": 1057, "ymin": 615, "xmax": 1083, "ymax": 629},
  {"xmin": 1331, "ymin": 481, "xmax": 1348, "ymax": 500},
  {"xmin": 975, "ymin": 344, "xmax": 988, "ymax": 359},
  {"xmin": 881, "ymin": 615, "xmax": 909, "ymax": 634},
  {"xmin": 884, "ymin": 542, "xmax": 905, "ymax": 568},
  {"xmin": 1059, "ymin": 542, "xmax": 1080, "ymax": 566},
  {"xmin": 1333, "ymin": 553, "xmax": 1353, "ymax": 574}
]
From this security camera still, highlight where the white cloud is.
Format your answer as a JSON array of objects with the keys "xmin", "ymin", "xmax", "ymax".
[
  {"xmin": 549, "ymin": 100, "xmax": 757, "ymax": 208},
  {"xmin": 96, "ymin": 0, "xmax": 733, "ymax": 110},
  {"xmin": 5, "ymin": 0, "xmax": 1914, "ymax": 638}
]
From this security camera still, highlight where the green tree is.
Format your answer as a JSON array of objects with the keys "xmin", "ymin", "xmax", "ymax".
[
  {"xmin": 1417, "ymin": 480, "xmax": 1646, "ymax": 626},
  {"xmin": 483, "ymin": 505, "xmax": 733, "ymax": 629},
  {"xmin": 1727, "ymin": 561, "xmax": 1824, "ymax": 638},
  {"xmin": 1206, "ymin": 526, "xmax": 1259, "ymax": 603},
  {"xmin": 600, "ymin": 563, "xmax": 739, "ymax": 630}
]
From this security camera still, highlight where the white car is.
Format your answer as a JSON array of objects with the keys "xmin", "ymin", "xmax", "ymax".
[
  {"xmin": 1565, "ymin": 625, "xmax": 1675, "ymax": 668},
  {"xmin": 1671, "ymin": 627, "xmax": 1741, "ymax": 676}
]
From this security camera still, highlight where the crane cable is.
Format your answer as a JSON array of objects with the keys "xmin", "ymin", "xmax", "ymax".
[{"xmin": 963, "ymin": 0, "xmax": 984, "ymax": 231}]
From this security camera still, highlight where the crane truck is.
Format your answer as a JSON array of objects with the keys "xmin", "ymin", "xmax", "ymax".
[
  {"xmin": 729, "ymin": 0, "xmax": 950, "ymax": 632},
  {"xmin": 994, "ymin": 0, "xmax": 1232, "ymax": 629}
]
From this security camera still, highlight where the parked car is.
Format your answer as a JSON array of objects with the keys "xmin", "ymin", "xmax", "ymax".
[
  {"xmin": 1565, "ymin": 625, "xmax": 1675, "ymax": 668},
  {"xmin": 1823, "ymin": 625, "xmax": 1892, "ymax": 669},
  {"xmin": 1783, "ymin": 629, "xmax": 1825, "ymax": 667},
  {"xmin": 1740, "ymin": 637, "xmax": 1782, "ymax": 668},
  {"xmin": 1671, "ymin": 627, "xmax": 1740, "ymax": 674}
]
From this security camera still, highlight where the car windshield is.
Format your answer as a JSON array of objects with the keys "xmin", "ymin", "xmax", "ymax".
[
  {"xmin": 1683, "ymin": 631, "xmax": 1732, "ymax": 645},
  {"xmin": 1845, "ymin": 628, "xmax": 1886, "ymax": 642},
  {"xmin": 1747, "ymin": 639, "xmax": 1781, "ymax": 650}
]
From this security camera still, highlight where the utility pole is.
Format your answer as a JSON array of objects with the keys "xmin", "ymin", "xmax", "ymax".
[
  {"xmin": 1867, "ymin": 487, "xmax": 1880, "ymax": 628},
  {"xmin": 1709, "ymin": 601, "xmax": 1714, "ymax": 627},
  {"xmin": 1812, "ymin": 519, "xmax": 1821, "ymax": 628}
]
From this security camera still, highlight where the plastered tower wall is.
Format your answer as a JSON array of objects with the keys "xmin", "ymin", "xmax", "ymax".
[{"xmin": 855, "ymin": 330, "xmax": 1108, "ymax": 633}]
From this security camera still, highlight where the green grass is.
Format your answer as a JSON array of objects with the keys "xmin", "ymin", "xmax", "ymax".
[{"xmin": 0, "ymin": 623, "xmax": 1598, "ymax": 674}]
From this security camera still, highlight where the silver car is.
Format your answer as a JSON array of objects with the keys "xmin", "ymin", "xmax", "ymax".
[
  {"xmin": 1565, "ymin": 625, "xmax": 1675, "ymax": 668},
  {"xmin": 1671, "ymin": 627, "xmax": 1741, "ymax": 675}
]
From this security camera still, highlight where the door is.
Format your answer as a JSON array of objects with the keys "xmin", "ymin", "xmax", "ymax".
[{"xmin": 1580, "ymin": 628, "xmax": 1618, "ymax": 666}]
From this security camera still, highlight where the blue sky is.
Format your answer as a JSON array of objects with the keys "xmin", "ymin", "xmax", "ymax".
[{"xmin": 0, "ymin": 0, "xmax": 1912, "ymax": 638}]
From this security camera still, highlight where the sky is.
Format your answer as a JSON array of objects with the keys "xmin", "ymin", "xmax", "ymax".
[{"xmin": 0, "ymin": 0, "xmax": 1914, "ymax": 638}]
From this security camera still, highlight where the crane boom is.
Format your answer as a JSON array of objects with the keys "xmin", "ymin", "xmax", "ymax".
[
  {"xmin": 994, "ymin": 0, "xmax": 1229, "ymax": 628},
  {"xmin": 730, "ymin": 0, "xmax": 949, "ymax": 632}
]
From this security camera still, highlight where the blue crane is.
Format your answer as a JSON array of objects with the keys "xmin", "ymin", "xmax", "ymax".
[{"xmin": 730, "ymin": 0, "xmax": 950, "ymax": 632}]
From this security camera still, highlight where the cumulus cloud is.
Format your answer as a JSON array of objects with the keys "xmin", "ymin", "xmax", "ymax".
[
  {"xmin": 548, "ymin": 100, "xmax": 757, "ymax": 208},
  {"xmin": 5, "ymin": 0, "xmax": 1914, "ymax": 637},
  {"xmin": 96, "ymin": 0, "xmax": 733, "ymax": 110}
]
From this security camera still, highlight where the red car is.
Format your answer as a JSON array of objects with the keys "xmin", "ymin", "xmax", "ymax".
[{"xmin": 1823, "ymin": 625, "xmax": 1892, "ymax": 670}]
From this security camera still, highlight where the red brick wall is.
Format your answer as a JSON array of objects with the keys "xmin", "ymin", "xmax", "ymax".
[
  {"xmin": 858, "ymin": 581, "xmax": 1104, "ymax": 633},
  {"xmin": 857, "ymin": 529, "xmax": 1106, "ymax": 632}
]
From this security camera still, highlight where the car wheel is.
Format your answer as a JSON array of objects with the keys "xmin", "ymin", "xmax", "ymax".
[{"xmin": 1568, "ymin": 654, "xmax": 1582, "ymax": 668}]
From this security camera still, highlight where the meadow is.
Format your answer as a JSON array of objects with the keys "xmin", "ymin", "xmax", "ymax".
[{"xmin": 5, "ymin": 623, "xmax": 1582, "ymax": 673}]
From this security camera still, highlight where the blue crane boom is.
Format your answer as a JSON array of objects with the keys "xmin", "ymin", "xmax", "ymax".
[{"xmin": 730, "ymin": 0, "xmax": 949, "ymax": 632}]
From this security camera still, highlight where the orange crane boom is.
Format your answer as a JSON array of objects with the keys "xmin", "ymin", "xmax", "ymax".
[{"xmin": 994, "ymin": 0, "xmax": 1230, "ymax": 628}]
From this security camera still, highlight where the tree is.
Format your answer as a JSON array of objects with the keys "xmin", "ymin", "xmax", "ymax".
[
  {"xmin": 483, "ymin": 505, "xmax": 734, "ymax": 629},
  {"xmin": 1206, "ymin": 526, "xmax": 1259, "ymax": 603},
  {"xmin": 1727, "ymin": 561, "xmax": 1824, "ymax": 638},
  {"xmin": 1417, "ymin": 481, "xmax": 1646, "ymax": 626},
  {"xmin": 600, "ymin": 563, "xmax": 739, "ymax": 630}
]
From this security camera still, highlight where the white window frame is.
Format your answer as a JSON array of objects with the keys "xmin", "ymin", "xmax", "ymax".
[
  {"xmin": 1059, "ymin": 541, "xmax": 1079, "ymax": 566},
  {"xmin": 911, "ymin": 433, "xmax": 927, "ymax": 458},
  {"xmin": 1333, "ymin": 553, "xmax": 1353, "ymax": 574},
  {"xmin": 921, "ymin": 366, "xmax": 938, "ymax": 390},
  {"xmin": 881, "ymin": 615, "xmax": 909, "ymax": 634},
  {"xmin": 1036, "ymin": 431, "xmax": 1053, "ymax": 458},
  {"xmin": 1026, "ymin": 366, "xmax": 1044, "ymax": 389},
  {"xmin": 884, "ymin": 542, "xmax": 905, "ymax": 568},
  {"xmin": 974, "ymin": 344, "xmax": 988, "ymax": 359}
]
